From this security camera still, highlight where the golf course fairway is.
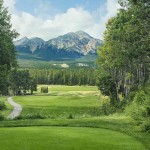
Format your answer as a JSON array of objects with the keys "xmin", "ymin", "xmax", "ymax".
[{"xmin": 0, "ymin": 126, "xmax": 145, "ymax": 150}]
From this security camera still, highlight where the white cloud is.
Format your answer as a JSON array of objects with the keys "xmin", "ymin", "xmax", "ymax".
[
  {"xmin": 3, "ymin": 0, "xmax": 16, "ymax": 12},
  {"xmin": 106, "ymin": 0, "xmax": 121, "ymax": 19},
  {"xmin": 94, "ymin": 0, "xmax": 121, "ymax": 39},
  {"xmin": 3, "ymin": 0, "xmax": 120, "ymax": 40},
  {"xmin": 34, "ymin": 1, "xmax": 60, "ymax": 19}
]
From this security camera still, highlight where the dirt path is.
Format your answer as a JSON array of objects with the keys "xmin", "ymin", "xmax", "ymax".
[{"xmin": 7, "ymin": 97, "xmax": 22, "ymax": 119}]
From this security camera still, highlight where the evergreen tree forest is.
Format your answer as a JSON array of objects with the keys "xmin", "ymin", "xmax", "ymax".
[{"xmin": 29, "ymin": 69, "xmax": 96, "ymax": 85}]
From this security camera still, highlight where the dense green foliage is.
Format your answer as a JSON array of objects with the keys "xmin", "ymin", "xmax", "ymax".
[
  {"xmin": 0, "ymin": 97, "xmax": 13, "ymax": 120},
  {"xmin": 0, "ymin": 0, "xmax": 18, "ymax": 95},
  {"xmin": 0, "ymin": 1, "xmax": 38, "ymax": 96},
  {"xmin": 10, "ymin": 69, "xmax": 37, "ymax": 95},
  {"xmin": 0, "ymin": 100, "xmax": 5, "ymax": 120},
  {"xmin": 125, "ymin": 85, "xmax": 150, "ymax": 132},
  {"xmin": 29, "ymin": 69, "xmax": 96, "ymax": 85},
  {"xmin": 96, "ymin": 0, "xmax": 150, "ymax": 131},
  {"xmin": 0, "ymin": 113, "xmax": 4, "ymax": 121},
  {"xmin": 97, "ymin": 0, "xmax": 150, "ymax": 109},
  {"xmin": 0, "ymin": 101, "xmax": 6, "ymax": 110}
]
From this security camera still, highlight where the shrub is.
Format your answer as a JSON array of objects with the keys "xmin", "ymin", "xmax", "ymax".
[
  {"xmin": 25, "ymin": 112, "xmax": 46, "ymax": 119},
  {"xmin": 126, "ymin": 91, "xmax": 136, "ymax": 103},
  {"xmin": 0, "ymin": 101, "xmax": 6, "ymax": 110},
  {"xmin": 67, "ymin": 114, "xmax": 74, "ymax": 119},
  {"xmin": 140, "ymin": 120, "xmax": 150, "ymax": 133},
  {"xmin": 15, "ymin": 112, "xmax": 47, "ymax": 120},
  {"xmin": 126, "ymin": 89, "xmax": 150, "ymax": 120},
  {"xmin": 134, "ymin": 90, "xmax": 147, "ymax": 104},
  {"xmin": 132, "ymin": 91, "xmax": 148, "ymax": 120},
  {"xmin": 101, "ymin": 102, "xmax": 110, "ymax": 115},
  {"xmin": 101, "ymin": 101, "xmax": 120, "ymax": 115},
  {"xmin": 41, "ymin": 86, "xmax": 48, "ymax": 93},
  {"xmin": 14, "ymin": 115, "xmax": 22, "ymax": 120},
  {"xmin": 0, "ymin": 113, "xmax": 4, "ymax": 121},
  {"xmin": 90, "ymin": 107, "xmax": 102, "ymax": 116}
]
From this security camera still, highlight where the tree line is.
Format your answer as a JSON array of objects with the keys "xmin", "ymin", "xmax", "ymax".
[
  {"xmin": 29, "ymin": 69, "xmax": 96, "ymax": 86},
  {"xmin": 1, "ymin": 67, "xmax": 96, "ymax": 95}
]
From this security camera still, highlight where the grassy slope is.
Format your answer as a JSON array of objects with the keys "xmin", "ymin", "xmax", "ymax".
[
  {"xmin": 17, "ymin": 53, "xmax": 96, "ymax": 69},
  {"xmin": 0, "ymin": 126, "xmax": 145, "ymax": 150},
  {"xmin": 1, "ymin": 116, "xmax": 150, "ymax": 149}
]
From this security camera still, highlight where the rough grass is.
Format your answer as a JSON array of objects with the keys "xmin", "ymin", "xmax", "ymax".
[
  {"xmin": 0, "ymin": 126, "xmax": 145, "ymax": 150},
  {"xmin": 13, "ymin": 94, "xmax": 102, "ymax": 119},
  {"xmin": 36, "ymin": 85, "xmax": 99, "ymax": 93}
]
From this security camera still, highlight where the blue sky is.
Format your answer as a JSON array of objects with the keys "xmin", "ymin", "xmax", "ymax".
[
  {"xmin": 15, "ymin": 0, "xmax": 106, "ymax": 16},
  {"xmin": 4, "ymin": 0, "xmax": 120, "ymax": 40}
]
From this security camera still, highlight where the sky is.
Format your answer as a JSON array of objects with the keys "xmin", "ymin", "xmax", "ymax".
[{"xmin": 3, "ymin": 0, "xmax": 121, "ymax": 40}]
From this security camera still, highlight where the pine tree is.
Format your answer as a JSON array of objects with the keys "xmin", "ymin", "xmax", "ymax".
[{"xmin": 0, "ymin": 0, "xmax": 19, "ymax": 95}]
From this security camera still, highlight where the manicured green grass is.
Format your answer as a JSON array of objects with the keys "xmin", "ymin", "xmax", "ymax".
[
  {"xmin": 1, "ymin": 116, "xmax": 150, "ymax": 149},
  {"xmin": 14, "ymin": 93, "xmax": 101, "ymax": 118},
  {"xmin": 0, "ymin": 126, "xmax": 145, "ymax": 150}
]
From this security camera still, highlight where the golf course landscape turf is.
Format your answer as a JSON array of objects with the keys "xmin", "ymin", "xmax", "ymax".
[
  {"xmin": 13, "ymin": 94, "xmax": 101, "ymax": 119},
  {"xmin": 0, "ymin": 85, "xmax": 150, "ymax": 150},
  {"xmin": 0, "ymin": 127, "xmax": 146, "ymax": 150}
]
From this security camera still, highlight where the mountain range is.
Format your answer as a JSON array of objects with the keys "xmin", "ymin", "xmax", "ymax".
[{"xmin": 14, "ymin": 31, "xmax": 102, "ymax": 61}]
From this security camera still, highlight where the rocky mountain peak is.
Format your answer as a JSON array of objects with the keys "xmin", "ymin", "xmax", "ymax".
[
  {"xmin": 14, "ymin": 37, "xmax": 30, "ymax": 46},
  {"xmin": 15, "ymin": 31, "xmax": 102, "ymax": 60},
  {"xmin": 75, "ymin": 30, "xmax": 92, "ymax": 39},
  {"xmin": 30, "ymin": 37, "xmax": 45, "ymax": 42}
]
